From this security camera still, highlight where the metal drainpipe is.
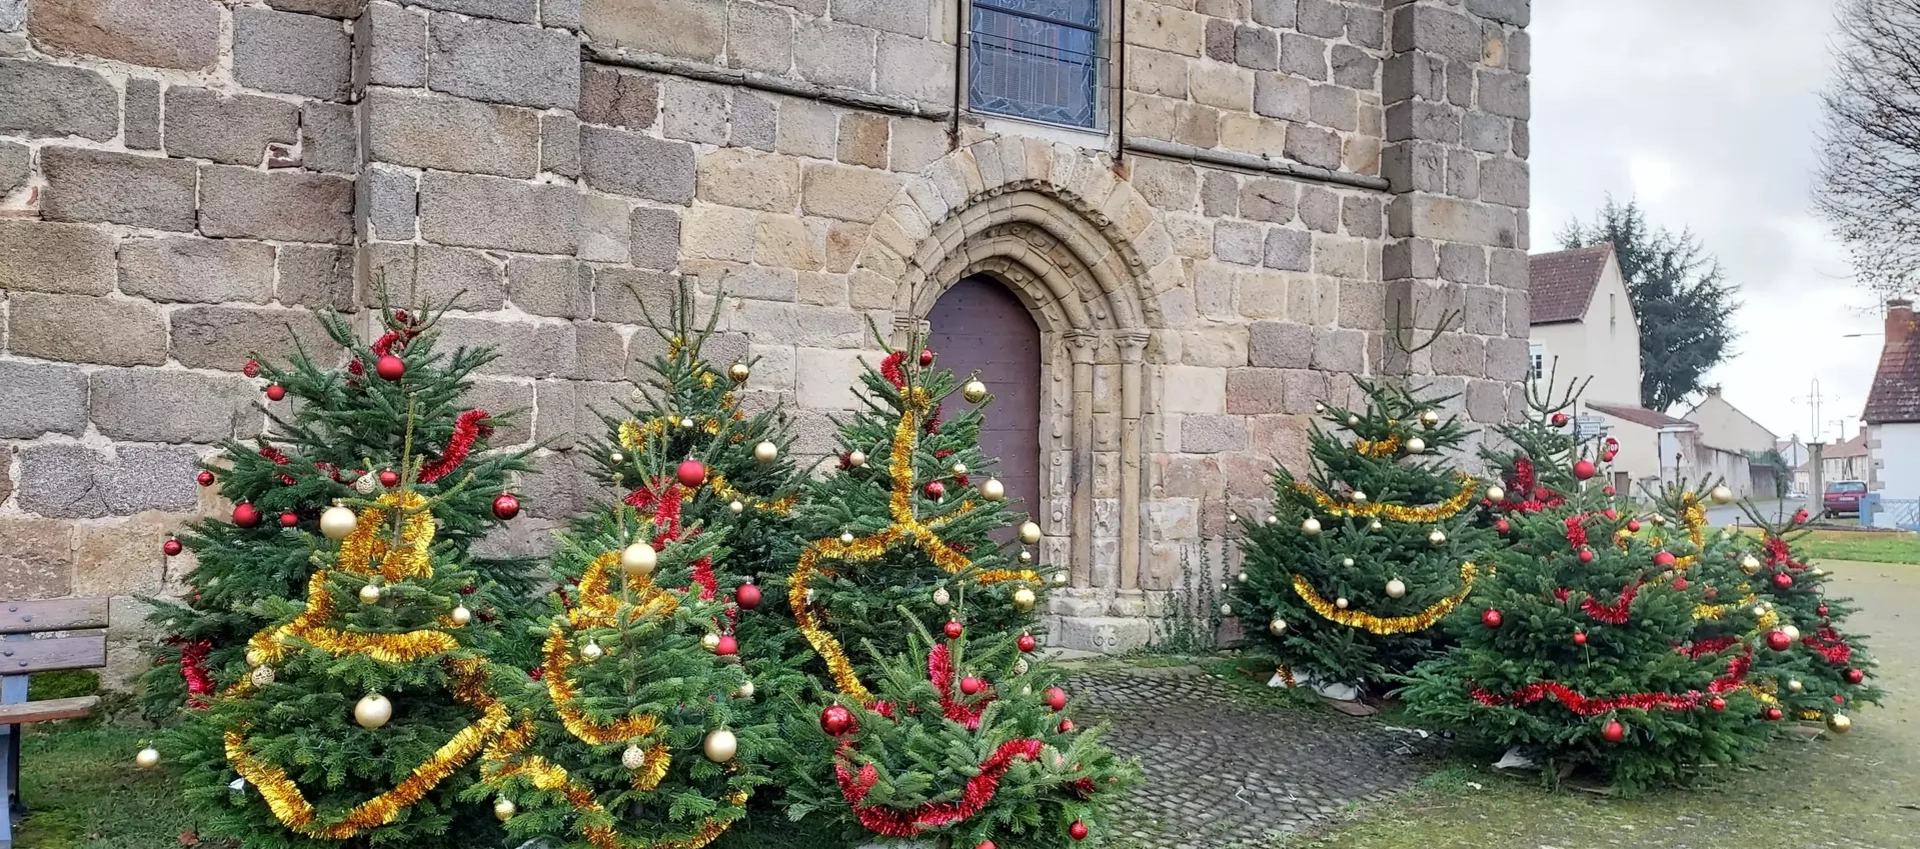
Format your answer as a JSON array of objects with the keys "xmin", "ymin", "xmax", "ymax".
[{"xmin": 951, "ymin": 0, "xmax": 966, "ymax": 148}]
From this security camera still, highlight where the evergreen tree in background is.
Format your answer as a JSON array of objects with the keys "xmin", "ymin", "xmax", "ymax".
[
  {"xmin": 783, "ymin": 336, "xmax": 1055, "ymax": 704},
  {"xmin": 1401, "ymin": 382, "xmax": 1772, "ymax": 792},
  {"xmin": 786, "ymin": 622, "xmax": 1136, "ymax": 847},
  {"xmin": 478, "ymin": 499, "xmax": 769, "ymax": 849},
  {"xmin": 142, "ymin": 304, "xmax": 534, "ymax": 724},
  {"xmin": 166, "ymin": 407, "xmax": 517, "ymax": 847},
  {"xmin": 1229, "ymin": 377, "xmax": 1493, "ymax": 696}
]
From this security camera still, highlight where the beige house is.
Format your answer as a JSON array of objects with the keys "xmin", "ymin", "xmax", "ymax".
[{"xmin": 1682, "ymin": 388, "xmax": 1779, "ymax": 497}]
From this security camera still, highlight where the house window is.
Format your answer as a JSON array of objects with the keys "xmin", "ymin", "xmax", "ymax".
[
  {"xmin": 1609, "ymin": 293, "xmax": 1617, "ymax": 328},
  {"xmin": 1529, "ymin": 342, "xmax": 1545, "ymax": 379},
  {"xmin": 968, "ymin": 0, "xmax": 1102, "ymax": 128}
]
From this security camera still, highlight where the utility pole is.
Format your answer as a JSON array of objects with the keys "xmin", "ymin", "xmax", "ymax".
[
  {"xmin": 1832, "ymin": 415, "xmax": 1858, "ymax": 441},
  {"xmin": 1793, "ymin": 379, "xmax": 1841, "ymax": 441}
]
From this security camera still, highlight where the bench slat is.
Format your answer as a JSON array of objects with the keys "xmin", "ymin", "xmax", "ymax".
[
  {"xmin": 0, "ymin": 695, "xmax": 99, "ymax": 724},
  {"xmin": 0, "ymin": 598, "xmax": 109, "ymax": 634},
  {"xmin": 0, "ymin": 634, "xmax": 107, "ymax": 675}
]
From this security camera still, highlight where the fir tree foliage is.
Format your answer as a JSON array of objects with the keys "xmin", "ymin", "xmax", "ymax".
[
  {"xmin": 142, "ymin": 300, "xmax": 534, "ymax": 723},
  {"xmin": 1230, "ymin": 376, "xmax": 1493, "ymax": 691}
]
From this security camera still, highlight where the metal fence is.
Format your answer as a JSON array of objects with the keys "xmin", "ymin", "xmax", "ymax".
[{"xmin": 1869, "ymin": 496, "xmax": 1920, "ymax": 530}]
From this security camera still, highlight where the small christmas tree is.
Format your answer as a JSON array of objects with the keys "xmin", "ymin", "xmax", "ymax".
[
  {"xmin": 166, "ymin": 414, "xmax": 514, "ymax": 846},
  {"xmin": 784, "ymin": 336, "xmax": 1052, "ymax": 703},
  {"xmin": 478, "ymin": 498, "xmax": 769, "ymax": 849},
  {"xmin": 1229, "ymin": 377, "xmax": 1493, "ymax": 696},
  {"xmin": 1400, "ymin": 382, "xmax": 1772, "ymax": 792},
  {"xmin": 142, "ymin": 303, "xmax": 534, "ymax": 722},
  {"xmin": 787, "ymin": 622, "xmax": 1136, "ymax": 847}
]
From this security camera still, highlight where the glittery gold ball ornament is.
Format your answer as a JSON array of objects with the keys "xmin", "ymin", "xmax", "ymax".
[
  {"xmin": 1429, "ymin": 529, "xmax": 1447, "ymax": 546},
  {"xmin": 1406, "ymin": 437, "xmax": 1426, "ymax": 454},
  {"xmin": 963, "ymin": 380, "xmax": 988, "ymax": 403},
  {"xmin": 736, "ymin": 680, "xmax": 755, "ymax": 699},
  {"xmin": 136, "ymin": 747, "xmax": 161, "ymax": 769},
  {"xmin": 451, "ymin": 605, "xmax": 472, "ymax": 626},
  {"xmin": 1301, "ymin": 517, "xmax": 1321, "ymax": 535},
  {"xmin": 355, "ymin": 472, "xmax": 379, "ymax": 495},
  {"xmin": 1335, "ymin": 597, "xmax": 1350, "ymax": 610},
  {"xmin": 622, "ymin": 541, "xmax": 657, "ymax": 577},
  {"xmin": 1386, "ymin": 579, "xmax": 1407, "ymax": 599},
  {"xmin": 1013, "ymin": 587, "xmax": 1037, "ymax": 610},
  {"xmin": 754, "ymin": 441, "xmax": 779, "ymax": 464},
  {"xmin": 623, "ymin": 745, "xmax": 648, "ymax": 770},
  {"xmin": 581, "ymin": 639, "xmax": 604, "ymax": 660},
  {"xmin": 981, "ymin": 479, "xmax": 1005, "ymax": 501},
  {"xmin": 494, "ymin": 798, "xmax": 516, "ymax": 821},
  {"xmin": 354, "ymin": 694, "xmax": 392, "ymax": 729},
  {"xmin": 951, "ymin": 462, "xmax": 967, "ymax": 476},
  {"xmin": 848, "ymin": 450, "xmax": 867, "ymax": 467},
  {"xmin": 1710, "ymin": 484, "xmax": 1734, "ymax": 504},
  {"xmin": 1268, "ymin": 618, "xmax": 1288, "ymax": 635},
  {"xmin": 704, "ymin": 728, "xmax": 738, "ymax": 762},
  {"xmin": 701, "ymin": 633, "xmax": 721, "ymax": 652},
  {"xmin": 729, "ymin": 363, "xmax": 751, "ymax": 383},
  {"xmin": 359, "ymin": 584, "xmax": 382, "ymax": 604},
  {"xmin": 1487, "ymin": 486, "xmax": 1506, "ymax": 503},
  {"xmin": 1828, "ymin": 713, "xmax": 1852, "ymax": 733},
  {"xmin": 1018, "ymin": 522, "xmax": 1042, "ymax": 545},
  {"xmin": 251, "ymin": 665, "xmax": 275, "ymax": 687},
  {"xmin": 730, "ymin": 500, "xmax": 744, "ymax": 514},
  {"xmin": 320, "ymin": 503, "xmax": 357, "ymax": 540},
  {"xmin": 840, "ymin": 532, "xmax": 855, "ymax": 544},
  {"xmin": 1420, "ymin": 410, "xmax": 1440, "ymax": 427},
  {"xmin": 1220, "ymin": 603, "xmax": 1233, "ymax": 616}
]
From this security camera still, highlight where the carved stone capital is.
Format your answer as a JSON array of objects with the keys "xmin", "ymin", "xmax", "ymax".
[
  {"xmin": 1066, "ymin": 330, "xmax": 1100, "ymax": 364},
  {"xmin": 1117, "ymin": 330, "xmax": 1150, "ymax": 362}
]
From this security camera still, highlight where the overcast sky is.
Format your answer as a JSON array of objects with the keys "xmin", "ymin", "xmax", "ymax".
[{"xmin": 1531, "ymin": 0, "xmax": 1880, "ymax": 444}]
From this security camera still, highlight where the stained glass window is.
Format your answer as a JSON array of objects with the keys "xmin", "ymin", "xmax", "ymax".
[{"xmin": 969, "ymin": 0, "xmax": 1101, "ymax": 128}]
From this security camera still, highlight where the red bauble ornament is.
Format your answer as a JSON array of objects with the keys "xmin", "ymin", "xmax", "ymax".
[
  {"xmin": 1672, "ymin": 577, "xmax": 1689, "ymax": 591},
  {"xmin": 1494, "ymin": 518, "xmax": 1510, "ymax": 534},
  {"xmin": 1709, "ymin": 697, "xmax": 1727, "ymax": 712},
  {"xmin": 1068, "ymin": 821, "xmax": 1089, "ymax": 841},
  {"xmin": 492, "ymin": 493, "xmax": 521, "ymax": 520},
  {"xmin": 1573, "ymin": 632, "xmax": 1587, "ymax": 646},
  {"xmin": 1845, "ymin": 668, "xmax": 1865, "ymax": 685},
  {"xmin": 1653, "ymin": 551, "xmax": 1675, "ymax": 568},
  {"xmin": 1835, "ymin": 694, "xmax": 1847, "ymax": 705},
  {"xmin": 279, "ymin": 511, "xmax": 299, "ymax": 528},
  {"xmin": 162, "ymin": 538, "xmax": 183, "ymax": 556},
  {"xmin": 196, "ymin": 470, "xmax": 215, "ymax": 487},
  {"xmin": 374, "ymin": 354, "xmax": 406, "ymax": 381},
  {"xmin": 677, "ymin": 459, "xmax": 707, "ymax": 487},
  {"xmin": 1603, "ymin": 485, "xmax": 1616, "ymax": 496},
  {"xmin": 232, "ymin": 502, "xmax": 261, "ymax": 528},
  {"xmin": 1817, "ymin": 604, "xmax": 1830, "ymax": 617},
  {"xmin": 265, "ymin": 384, "xmax": 286, "ymax": 401},
  {"xmin": 378, "ymin": 469, "xmax": 401, "ymax": 488},
  {"xmin": 959, "ymin": 676, "xmax": 985, "ymax": 696},
  {"xmin": 735, "ymin": 583, "xmax": 762, "ymax": 610},
  {"xmin": 1551, "ymin": 412, "xmax": 1570, "ymax": 427},
  {"xmin": 944, "ymin": 620, "xmax": 964, "ymax": 639},
  {"xmin": 1794, "ymin": 509, "xmax": 1810, "ymax": 524},
  {"xmin": 1602, "ymin": 720, "xmax": 1625, "ymax": 743},
  {"xmin": 1578, "ymin": 547, "xmax": 1595, "ymax": 563},
  {"xmin": 1572, "ymin": 459, "xmax": 1596, "ymax": 480},
  {"xmin": 820, "ymin": 704, "xmax": 857, "ymax": 736},
  {"xmin": 1765, "ymin": 707, "xmax": 1784, "ymax": 721},
  {"xmin": 1627, "ymin": 519, "xmax": 1641, "ymax": 532},
  {"xmin": 924, "ymin": 480, "xmax": 946, "ymax": 500},
  {"xmin": 1766, "ymin": 630, "xmax": 1792, "ymax": 652},
  {"xmin": 1018, "ymin": 633, "xmax": 1037, "ymax": 653},
  {"xmin": 242, "ymin": 359, "xmax": 261, "ymax": 378},
  {"xmin": 1773, "ymin": 572, "xmax": 1792, "ymax": 589},
  {"xmin": 1058, "ymin": 718, "xmax": 1075, "ymax": 733},
  {"xmin": 919, "ymin": 348, "xmax": 935, "ymax": 367},
  {"xmin": 1603, "ymin": 508, "xmax": 1618, "ymax": 521},
  {"xmin": 715, "ymin": 635, "xmax": 738, "ymax": 656},
  {"xmin": 1481, "ymin": 608, "xmax": 1503, "ymax": 628},
  {"xmin": 1044, "ymin": 687, "xmax": 1068, "ymax": 712},
  {"xmin": 977, "ymin": 842, "xmax": 997, "ymax": 849}
]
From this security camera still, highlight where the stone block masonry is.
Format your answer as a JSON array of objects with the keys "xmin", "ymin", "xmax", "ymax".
[{"xmin": 0, "ymin": 0, "xmax": 1528, "ymax": 668}]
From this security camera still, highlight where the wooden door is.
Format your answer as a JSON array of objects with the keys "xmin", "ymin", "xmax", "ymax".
[{"xmin": 928, "ymin": 276, "xmax": 1042, "ymax": 525}]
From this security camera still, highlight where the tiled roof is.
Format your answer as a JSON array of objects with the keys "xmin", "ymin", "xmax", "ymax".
[
  {"xmin": 1588, "ymin": 402, "xmax": 1696, "ymax": 430},
  {"xmin": 1825, "ymin": 431, "xmax": 1870, "ymax": 458},
  {"xmin": 1864, "ymin": 337, "xmax": 1920, "ymax": 423},
  {"xmin": 1529, "ymin": 243, "xmax": 1614, "ymax": 325}
]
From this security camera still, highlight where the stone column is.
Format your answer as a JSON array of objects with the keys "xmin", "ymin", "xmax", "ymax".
[
  {"xmin": 1067, "ymin": 330, "xmax": 1099, "ymax": 587},
  {"xmin": 1380, "ymin": 1, "xmax": 1531, "ymax": 419},
  {"xmin": 1115, "ymin": 330, "xmax": 1150, "ymax": 608}
]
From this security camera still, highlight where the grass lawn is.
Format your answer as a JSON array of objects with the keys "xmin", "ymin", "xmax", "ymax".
[
  {"xmin": 1792, "ymin": 528, "xmax": 1920, "ymax": 565},
  {"xmin": 13, "ymin": 726, "xmax": 194, "ymax": 849}
]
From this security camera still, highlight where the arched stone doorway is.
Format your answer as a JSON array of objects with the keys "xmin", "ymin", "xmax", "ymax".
[{"xmin": 928, "ymin": 276, "xmax": 1043, "ymax": 540}]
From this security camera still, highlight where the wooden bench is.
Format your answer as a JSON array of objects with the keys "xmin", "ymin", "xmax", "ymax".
[{"xmin": 0, "ymin": 598, "xmax": 108, "ymax": 849}]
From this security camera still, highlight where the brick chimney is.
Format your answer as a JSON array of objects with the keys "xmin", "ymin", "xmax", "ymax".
[{"xmin": 1888, "ymin": 298, "xmax": 1915, "ymax": 348}]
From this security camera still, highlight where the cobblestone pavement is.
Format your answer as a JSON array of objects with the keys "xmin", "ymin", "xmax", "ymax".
[{"xmin": 1065, "ymin": 665, "xmax": 1433, "ymax": 849}]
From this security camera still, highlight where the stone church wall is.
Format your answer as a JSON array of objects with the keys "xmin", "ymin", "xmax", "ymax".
[{"xmin": 0, "ymin": 0, "xmax": 1528, "ymax": 672}]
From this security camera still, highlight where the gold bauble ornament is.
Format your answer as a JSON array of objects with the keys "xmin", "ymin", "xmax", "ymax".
[
  {"xmin": 1265, "ymin": 515, "xmax": 1278, "ymax": 525},
  {"xmin": 136, "ymin": 747, "xmax": 161, "ymax": 769},
  {"xmin": 581, "ymin": 639, "xmax": 604, "ymax": 661},
  {"xmin": 1486, "ymin": 485, "xmax": 1506, "ymax": 503},
  {"xmin": 623, "ymin": 744, "xmax": 648, "ymax": 770},
  {"xmin": 622, "ymin": 541, "xmax": 658, "ymax": 576},
  {"xmin": 963, "ymin": 379, "xmax": 988, "ymax": 403},
  {"xmin": 359, "ymin": 584, "xmax": 382, "ymax": 604},
  {"xmin": 1219, "ymin": 603, "xmax": 1233, "ymax": 616},
  {"xmin": 246, "ymin": 648, "xmax": 266, "ymax": 667},
  {"xmin": 1781, "ymin": 624, "xmax": 1802, "ymax": 641},
  {"xmin": 1052, "ymin": 571, "xmax": 1068, "ymax": 585},
  {"xmin": 1268, "ymin": 618, "xmax": 1288, "ymax": 636},
  {"xmin": 1651, "ymin": 515, "xmax": 1668, "ymax": 527},
  {"xmin": 729, "ymin": 362, "xmax": 751, "ymax": 383},
  {"xmin": 1314, "ymin": 402, "xmax": 1326, "ymax": 413},
  {"xmin": 1341, "ymin": 557, "xmax": 1355, "ymax": 567},
  {"xmin": 1428, "ymin": 529, "xmax": 1447, "ymax": 546},
  {"xmin": 354, "ymin": 693, "xmax": 392, "ymax": 729},
  {"xmin": 840, "ymin": 532, "xmax": 856, "ymax": 544},
  {"xmin": 736, "ymin": 680, "xmax": 755, "ymax": 699},
  {"xmin": 1369, "ymin": 519, "xmax": 1383, "ymax": 531},
  {"xmin": 1014, "ymin": 657, "xmax": 1029, "ymax": 674},
  {"xmin": 1351, "ymin": 490, "xmax": 1368, "ymax": 504},
  {"xmin": 1347, "ymin": 415, "xmax": 1360, "ymax": 426},
  {"xmin": 848, "ymin": 450, "xmax": 868, "ymax": 467},
  {"xmin": 1828, "ymin": 713, "xmax": 1852, "ymax": 733},
  {"xmin": 1013, "ymin": 587, "xmax": 1037, "ymax": 611},
  {"xmin": 1236, "ymin": 571, "xmax": 1248, "ymax": 583},
  {"xmin": 704, "ymin": 728, "xmax": 738, "ymax": 762},
  {"xmin": 1386, "ymin": 579, "xmax": 1407, "ymax": 599},
  {"xmin": 1018, "ymin": 522, "xmax": 1042, "ymax": 545},
  {"xmin": 933, "ymin": 586, "xmax": 951, "ymax": 606},
  {"xmin": 754, "ymin": 441, "xmax": 779, "ymax": 464},
  {"xmin": 702, "ymin": 633, "xmax": 722, "ymax": 652},
  {"xmin": 1406, "ymin": 437, "xmax": 1427, "ymax": 454},
  {"xmin": 981, "ymin": 479, "xmax": 1006, "ymax": 501},
  {"xmin": 1420, "ymin": 410, "xmax": 1441, "ymax": 427},
  {"xmin": 1710, "ymin": 484, "xmax": 1734, "ymax": 505},
  {"xmin": 1301, "ymin": 517, "xmax": 1322, "ymax": 535},
  {"xmin": 494, "ymin": 798, "xmax": 517, "ymax": 821},
  {"xmin": 451, "ymin": 605, "xmax": 472, "ymax": 626},
  {"xmin": 951, "ymin": 462, "xmax": 968, "ymax": 476},
  {"xmin": 250, "ymin": 665, "xmax": 275, "ymax": 687},
  {"xmin": 1741, "ymin": 555, "xmax": 1761, "ymax": 574},
  {"xmin": 320, "ymin": 504, "xmax": 357, "ymax": 540},
  {"xmin": 1788, "ymin": 679, "xmax": 1805, "ymax": 693},
  {"xmin": 730, "ymin": 499, "xmax": 745, "ymax": 514},
  {"xmin": 609, "ymin": 451, "xmax": 624, "ymax": 464},
  {"xmin": 1334, "ymin": 597, "xmax": 1350, "ymax": 610},
  {"xmin": 1019, "ymin": 550, "xmax": 1033, "ymax": 563}
]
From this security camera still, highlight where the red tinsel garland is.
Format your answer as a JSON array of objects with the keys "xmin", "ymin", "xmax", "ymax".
[
  {"xmin": 178, "ymin": 638, "xmax": 214, "ymax": 708},
  {"xmin": 1579, "ymin": 580, "xmax": 1643, "ymax": 625},
  {"xmin": 880, "ymin": 352, "xmax": 908, "ymax": 389},
  {"xmin": 1682, "ymin": 635, "xmax": 1742, "ymax": 659},
  {"xmin": 1763, "ymin": 536, "xmax": 1806, "ymax": 571},
  {"xmin": 257, "ymin": 447, "xmax": 297, "ymax": 486},
  {"xmin": 1471, "ymin": 680, "xmax": 1702, "ymax": 715},
  {"xmin": 348, "ymin": 311, "xmax": 423, "ymax": 376},
  {"xmin": 417, "ymin": 410, "xmax": 492, "ymax": 483},
  {"xmin": 835, "ymin": 738, "xmax": 1044, "ymax": 837},
  {"xmin": 1709, "ymin": 649, "xmax": 1752, "ymax": 695},
  {"xmin": 927, "ymin": 643, "xmax": 992, "ymax": 730},
  {"xmin": 1563, "ymin": 514, "xmax": 1590, "ymax": 550},
  {"xmin": 1803, "ymin": 625, "xmax": 1853, "ymax": 665},
  {"xmin": 624, "ymin": 479, "xmax": 725, "ymax": 611}
]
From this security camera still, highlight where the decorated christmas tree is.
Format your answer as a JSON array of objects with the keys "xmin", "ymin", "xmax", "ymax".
[
  {"xmin": 784, "ymin": 336, "xmax": 1052, "ymax": 703},
  {"xmin": 161, "ymin": 408, "xmax": 515, "ymax": 846},
  {"xmin": 478, "ymin": 498, "xmax": 769, "ymax": 849},
  {"xmin": 1228, "ymin": 377, "xmax": 1493, "ymax": 697},
  {"xmin": 141, "ymin": 304, "xmax": 534, "ymax": 722},
  {"xmin": 1401, "ymin": 381, "xmax": 1772, "ymax": 792},
  {"xmin": 786, "ymin": 622, "xmax": 1136, "ymax": 847}
]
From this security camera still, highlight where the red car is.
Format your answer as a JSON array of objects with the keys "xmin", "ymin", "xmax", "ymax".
[{"xmin": 1823, "ymin": 480, "xmax": 1867, "ymax": 517}]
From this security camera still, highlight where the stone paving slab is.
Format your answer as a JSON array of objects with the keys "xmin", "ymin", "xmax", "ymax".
[{"xmin": 1065, "ymin": 665, "xmax": 1432, "ymax": 849}]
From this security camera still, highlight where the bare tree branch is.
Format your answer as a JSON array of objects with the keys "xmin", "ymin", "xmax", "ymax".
[{"xmin": 1817, "ymin": 0, "xmax": 1920, "ymax": 298}]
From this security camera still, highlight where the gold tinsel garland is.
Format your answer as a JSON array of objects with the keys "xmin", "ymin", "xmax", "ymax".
[
  {"xmin": 1293, "ymin": 473, "xmax": 1479, "ymax": 523},
  {"xmin": 789, "ymin": 386, "xmax": 1038, "ymax": 702},
  {"xmin": 1352, "ymin": 434, "xmax": 1401, "ymax": 458},
  {"xmin": 707, "ymin": 473, "xmax": 796, "ymax": 515},
  {"xmin": 225, "ymin": 659, "xmax": 508, "ymax": 839},
  {"xmin": 336, "ymin": 491, "xmax": 436, "ymax": 581},
  {"xmin": 486, "ymin": 721, "xmax": 745, "ymax": 849},
  {"xmin": 547, "ymin": 553, "xmax": 671, "ymax": 745},
  {"xmin": 1292, "ymin": 562, "xmax": 1479, "ymax": 635}
]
